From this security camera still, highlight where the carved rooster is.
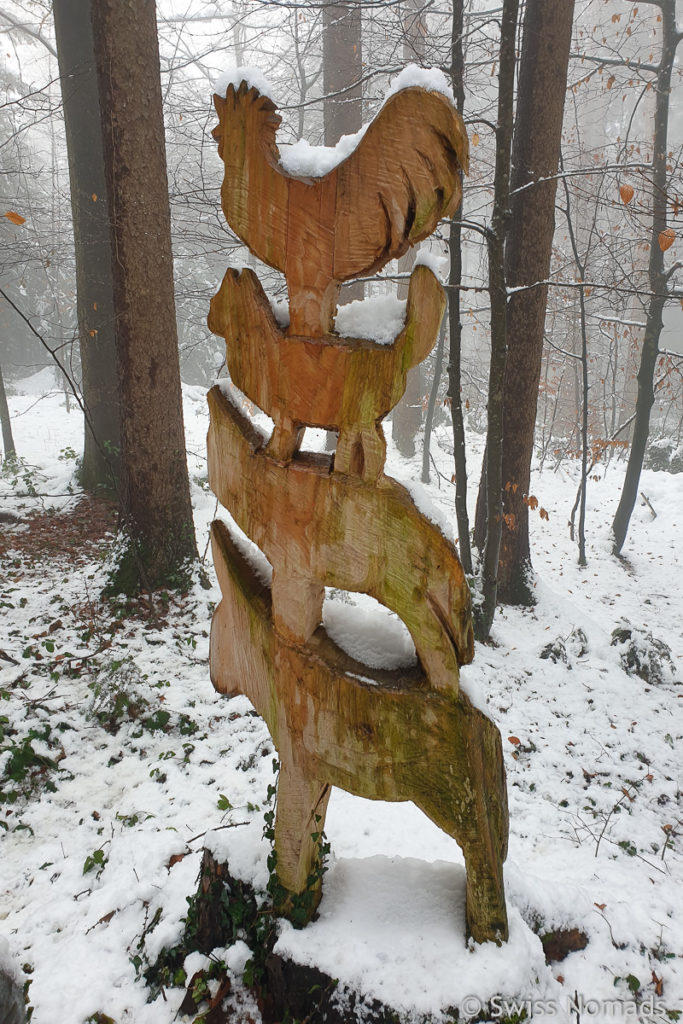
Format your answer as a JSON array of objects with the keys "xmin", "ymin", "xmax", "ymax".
[{"xmin": 212, "ymin": 80, "xmax": 468, "ymax": 336}]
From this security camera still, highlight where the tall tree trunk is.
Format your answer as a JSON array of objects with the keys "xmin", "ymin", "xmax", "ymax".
[
  {"xmin": 447, "ymin": 0, "xmax": 472, "ymax": 575},
  {"xmin": 392, "ymin": 0, "xmax": 428, "ymax": 460},
  {"xmin": 322, "ymin": 1, "xmax": 363, "ymax": 451},
  {"xmin": 0, "ymin": 361, "xmax": 16, "ymax": 462},
  {"xmin": 91, "ymin": 0, "xmax": 197, "ymax": 591},
  {"xmin": 53, "ymin": 0, "xmax": 121, "ymax": 494},
  {"xmin": 421, "ymin": 320, "xmax": 445, "ymax": 483},
  {"xmin": 322, "ymin": 3, "xmax": 363, "ymax": 148},
  {"xmin": 612, "ymin": 0, "xmax": 679, "ymax": 555},
  {"xmin": 496, "ymin": 0, "xmax": 575, "ymax": 604},
  {"xmin": 476, "ymin": 0, "xmax": 519, "ymax": 641}
]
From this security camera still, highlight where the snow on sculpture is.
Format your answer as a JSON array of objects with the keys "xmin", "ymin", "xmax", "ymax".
[{"xmin": 207, "ymin": 71, "xmax": 509, "ymax": 944}]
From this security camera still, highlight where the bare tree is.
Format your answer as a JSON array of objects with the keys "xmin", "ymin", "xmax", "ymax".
[
  {"xmin": 392, "ymin": 0, "xmax": 429, "ymax": 459},
  {"xmin": 476, "ymin": 0, "xmax": 519, "ymax": 639},
  {"xmin": 612, "ymin": 0, "xmax": 682, "ymax": 554},
  {"xmin": 0, "ymin": 360, "xmax": 16, "ymax": 462},
  {"xmin": 53, "ymin": 0, "xmax": 121, "ymax": 494},
  {"xmin": 322, "ymin": 1, "xmax": 363, "ymax": 450},
  {"xmin": 91, "ymin": 0, "xmax": 197, "ymax": 591},
  {"xmin": 445, "ymin": 0, "xmax": 472, "ymax": 575}
]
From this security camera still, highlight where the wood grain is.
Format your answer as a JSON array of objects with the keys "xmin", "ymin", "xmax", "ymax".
[
  {"xmin": 207, "ymin": 76, "xmax": 509, "ymax": 945},
  {"xmin": 208, "ymin": 263, "xmax": 446, "ymax": 480},
  {"xmin": 207, "ymin": 385, "xmax": 473, "ymax": 691},
  {"xmin": 210, "ymin": 519, "xmax": 508, "ymax": 943},
  {"xmin": 212, "ymin": 82, "xmax": 467, "ymax": 336}
]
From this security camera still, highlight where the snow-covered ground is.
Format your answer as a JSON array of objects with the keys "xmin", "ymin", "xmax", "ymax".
[{"xmin": 1, "ymin": 368, "xmax": 681, "ymax": 1024}]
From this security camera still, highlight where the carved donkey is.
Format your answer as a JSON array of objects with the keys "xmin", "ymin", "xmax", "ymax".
[{"xmin": 210, "ymin": 518, "xmax": 509, "ymax": 945}]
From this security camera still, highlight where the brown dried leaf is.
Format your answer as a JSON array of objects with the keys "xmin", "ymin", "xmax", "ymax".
[
  {"xmin": 658, "ymin": 227, "xmax": 675, "ymax": 252},
  {"xmin": 619, "ymin": 183, "xmax": 634, "ymax": 205}
]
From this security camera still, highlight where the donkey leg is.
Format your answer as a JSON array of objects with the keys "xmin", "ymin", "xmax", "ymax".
[
  {"xmin": 463, "ymin": 834, "xmax": 508, "ymax": 944},
  {"xmin": 271, "ymin": 569, "xmax": 324, "ymax": 646},
  {"xmin": 274, "ymin": 758, "xmax": 331, "ymax": 923},
  {"xmin": 462, "ymin": 716, "xmax": 509, "ymax": 944},
  {"xmin": 334, "ymin": 423, "xmax": 386, "ymax": 482}
]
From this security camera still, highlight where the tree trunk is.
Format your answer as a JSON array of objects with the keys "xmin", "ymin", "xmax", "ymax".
[
  {"xmin": 322, "ymin": 2, "xmax": 363, "ymax": 451},
  {"xmin": 496, "ymin": 0, "xmax": 575, "ymax": 604},
  {"xmin": 0, "ymin": 361, "xmax": 16, "ymax": 462},
  {"xmin": 322, "ymin": 3, "xmax": 363, "ymax": 148},
  {"xmin": 53, "ymin": 0, "xmax": 121, "ymax": 495},
  {"xmin": 392, "ymin": 0, "xmax": 428, "ymax": 460},
  {"xmin": 447, "ymin": 0, "xmax": 472, "ymax": 576},
  {"xmin": 421, "ymin": 320, "xmax": 445, "ymax": 483},
  {"xmin": 612, "ymin": 0, "xmax": 678, "ymax": 555},
  {"xmin": 91, "ymin": 0, "xmax": 197, "ymax": 591},
  {"xmin": 476, "ymin": 0, "xmax": 519, "ymax": 641}
]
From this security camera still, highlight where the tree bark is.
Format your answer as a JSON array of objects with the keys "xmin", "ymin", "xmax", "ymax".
[
  {"xmin": 0, "ymin": 361, "xmax": 16, "ymax": 462},
  {"xmin": 322, "ymin": 2, "xmax": 363, "ymax": 450},
  {"xmin": 53, "ymin": 0, "xmax": 121, "ymax": 495},
  {"xmin": 421, "ymin": 320, "xmax": 445, "ymax": 484},
  {"xmin": 476, "ymin": 0, "xmax": 519, "ymax": 640},
  {"xmin": 612, "ymin": 0, "xmax": 679, "ymax": 554},
  {"xmin": 447, "ymin": 0, "xmax": 472, "ymax": 575},
  {"xmin": 91, "ymin": 0, "xmax": 197, "ymax": 591},
  {"xmin": 392, "ymin": 0, "xmax": 428, "ymax": 460},
  {"xmin": 322, "ymin": 3, "xmax": 363, "ymax": 148},
  {"xmin": 496, "ymin": 0, "xmax": 575, "ymax": 604}
]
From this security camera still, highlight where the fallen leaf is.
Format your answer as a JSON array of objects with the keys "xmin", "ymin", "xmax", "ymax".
[
  {"xmin": 168, "ymin": 851, "xmax": 188, "ymax": 869},
  {"xmin": 5, "ymin": 210, "xmax": 25, "ymax": 225}
]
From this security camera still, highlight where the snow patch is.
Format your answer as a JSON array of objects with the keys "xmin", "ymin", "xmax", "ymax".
[
  {"xmin": 266, "ymin": 288, "xmax": 407, "ymax": 345},
  {"xmin": 213, "ymin": 65, "xmax": 278, "ymax": 103},
  {"xmin": 274, "ymin": 858, "xmax": 547, "ymax": 1018},
  {"xmin": 323, "ymin": 590, "xmax": 417, "ymax": 671},
  {"xmin": 415, "ymin": 247, "xmax": 449, "ymax": 282},
  {"xmin": 280, "ymin": 126, "xmax": 368, "ymax": 178},
  {"xmin": 334, "ymin": 293, "xmax": 406, "ymax": 345},
  {"xmin": 384, "ymin": 63, "xmax": 455, "ymax": 105}
]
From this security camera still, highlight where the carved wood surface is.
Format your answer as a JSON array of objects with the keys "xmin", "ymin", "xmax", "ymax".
[
  {"xmin": 207, "ymin": 385, "xmax": 473, "ymax": 691},
  {"xmin": 210, "ymin": 519, "xmax": 508, "ymax": 943},
  {"xmin": 212, "ymin": 82, "xmax": 468, "ymax": 336},
  {"xmin": 207, "ymin": 75, "xmax": 509, "ymax": 945},
  {"xmin": 208, "ymin": 263, "xmax": 446, "ymax": 479}
]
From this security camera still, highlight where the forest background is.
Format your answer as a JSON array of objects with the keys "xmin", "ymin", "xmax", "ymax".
[{"xmin": 0, "ymin": 1, "xmax": 682, "ymax": 1023}]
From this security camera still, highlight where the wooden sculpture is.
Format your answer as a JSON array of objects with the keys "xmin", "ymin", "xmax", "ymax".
[
  {"xmin": 208, "ymin": 75, "xmax": 509, "ymax": 944},
  {"xmin": 211, "ymin": 81, "xmax": 469, "ymax": 337}
]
